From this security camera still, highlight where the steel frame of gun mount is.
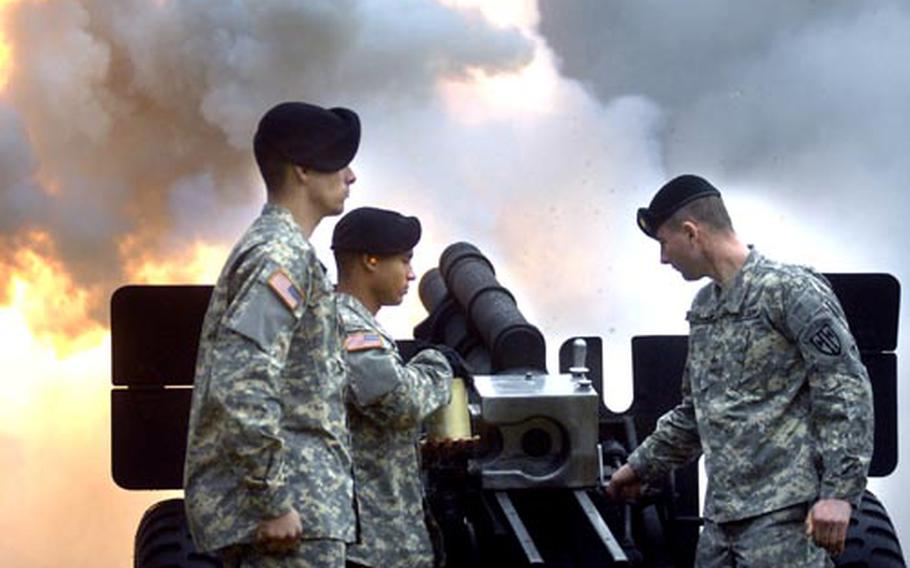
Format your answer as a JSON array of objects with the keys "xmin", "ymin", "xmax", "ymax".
[{"xmin": 109, "ymin": 242, "xmax": 905, "ymax": 568}]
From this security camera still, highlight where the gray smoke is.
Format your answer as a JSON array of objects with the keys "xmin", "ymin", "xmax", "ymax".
[
  {"xmin": 0, "ymin": 2, "xmax": 534, "ymax": 565},
  {"xmin": 538, "ymin": 0, "xmax": 910, "ymax": 222},
  {"xmin": 538, "ymin": 0, "xmax": 910, "ymax": 548},
  {"xmin": 0, "ymin": 0, "xmax": 533, "ymax": 328}
]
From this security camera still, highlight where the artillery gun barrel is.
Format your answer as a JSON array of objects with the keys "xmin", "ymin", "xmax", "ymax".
[
  {"xmin": 417, "ymin": 267, "xmax": 491, "ymax": 372},
  {"xmin": 438, "ymin": 242, "xmax": 546, "ymax": 373}
]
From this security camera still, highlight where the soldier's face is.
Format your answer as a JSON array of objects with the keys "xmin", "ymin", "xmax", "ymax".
[
  {"xmin": 306, "ymin": 166, "xmax": 355, "ymax": 216},
  {"xmin": 372, "ymin": 251, "xmax": 416, "ymax": 306},
  {"xmin": 657, "ymin": 223, "xmax": 703, "ymax": 281}
]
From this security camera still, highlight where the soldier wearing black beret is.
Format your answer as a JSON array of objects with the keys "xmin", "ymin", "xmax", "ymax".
[
  {"xmin": 332, "ymin": 206, "xmax": 421, "ymax": 255},
  {"xmin": 333, "ymin": 207, "xmax": 454, "ymax": 568},
  {"xmin": 636, "ymin": 174, "xmax": 722, "ymax": 240},
  {"xmin": 608, "ymin": 174, "xmax": 873, "ymax": 566},
  {"xmin": 253, "ymin": 101, "xmax": 360, "ymax": 228},
  {"xmin": 184, "ymin": 101, "xmax": 361, "ymax": 567}
]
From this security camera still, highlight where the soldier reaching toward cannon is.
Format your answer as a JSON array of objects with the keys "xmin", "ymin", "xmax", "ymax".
[
  {"xmin": 607, "ymin": 174, "xmax": 874, "ymax": 567},
  {"xmin": 183, "ymin": 101, "xmax": 360, "ymax": 567},
  {"xmin": 332, "ymin": 207, "xmax": 460, "ymax": 568}
]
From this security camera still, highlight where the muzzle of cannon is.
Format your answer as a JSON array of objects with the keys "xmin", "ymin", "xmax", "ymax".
[
  {"xmin": 418, "ymin": 242, "xmax": 546, "ymax": 374},
  {"xmin": 417, "ymin": 267, "xmax": 492, "ymax": 374}
]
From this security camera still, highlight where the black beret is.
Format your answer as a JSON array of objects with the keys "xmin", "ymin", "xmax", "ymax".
[
  {"xmin": 332, "ymin": 207, "xmax": 422, "ymax": 254},
  {"xmin": 637, "ymin": 174, "xmax": 722, "ymax": 238},
  {"xmin": 254, "ymin": 101, "xmax": 360, "ymax": 172}
]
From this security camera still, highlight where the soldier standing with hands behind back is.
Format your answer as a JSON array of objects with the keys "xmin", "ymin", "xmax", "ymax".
[
  {"xmin": 607, "ymin": 174, "xmax": 874, "ymax": 567},
  {"xmin": 184, "ymin": 101, "xmax": 360, "ymax": 567},
  {"xmin": 332, "ymin": 207, "xmax": 456, "ymax": 568}
]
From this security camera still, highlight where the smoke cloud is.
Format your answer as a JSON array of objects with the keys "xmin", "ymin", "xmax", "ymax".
[
  {"xmin": 537, "ymin": 0, "xmax": 910, "ymax": 549},
  {"xmin": 537, "ymin": 0, "xmax": 910, "ymax": 242},
  {"xmin": 0, "ymin": 1, "xmax": 538, "ymax": 566},
  {"xmin": 0, "ymin": 0, "xmax": 533, "ymax": 330}
]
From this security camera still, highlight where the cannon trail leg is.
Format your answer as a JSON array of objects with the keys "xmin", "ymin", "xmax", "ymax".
[
  {"xmin": 494, "ymin": 491, "xmax": 544, "ymax": 565},
  {"xmin": 573, "ymin": 490, "xmax": 629, "ymax": 565}
]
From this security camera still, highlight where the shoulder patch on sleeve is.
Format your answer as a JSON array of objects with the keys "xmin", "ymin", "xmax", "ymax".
[
  {"xmin": 345, "ymin": 332, "xmax": 384, "ymax": 352},
  {"xmin": 808, "ymin": 322, "xmax": 843, "ymax": 356},
  {"xmin": 267, "ymin": 269, "xmax": 303, "ymax": 311}
]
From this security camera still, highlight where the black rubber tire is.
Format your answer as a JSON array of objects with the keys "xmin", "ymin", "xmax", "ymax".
[
  {"xmin": 134, "ymin": 498, "xmax": 222, "ymax": 568},
  {"xmin": 834, "ymin": 490, "xmax": 905, "ymax": 568}
]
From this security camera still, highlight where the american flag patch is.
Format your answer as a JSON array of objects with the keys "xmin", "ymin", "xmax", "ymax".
[
  {"xmin": 344, "ymin": 333, "xmax": 384, "ymax": 352},
  {"xmin": 267, "ymin": 269, "xmax": 302, "ymax": 310}
]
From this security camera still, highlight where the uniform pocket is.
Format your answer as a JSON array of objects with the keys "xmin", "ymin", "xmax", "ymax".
[
  {"xmin": 688, "ymin": 308, "xmax": 767, "ymax": 397},
  {"xmin": 726, "ymin": 308, "xmax": 780, "ymax": 395}
]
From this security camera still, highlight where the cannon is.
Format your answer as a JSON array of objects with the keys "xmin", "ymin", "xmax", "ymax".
[
  {"xmin": 412, "ymin": 242, "xmax": 636, "ymax": 566},
  {"xmin": 110, "ymin": 242, "xmax": 905, "ymax": 567}
]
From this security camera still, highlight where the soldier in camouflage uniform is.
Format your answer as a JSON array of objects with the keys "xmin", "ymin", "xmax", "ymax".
[
  {"xmin": 331, "ymin": 207, "xmax": 454, "ymax": 568},
  {"xmin": 608, "ymin": 175, "xmax": 874, "ymax": 567},
  {"xmin": 183, "ymin": 102, "xmax": 361, "ymax": 568}
]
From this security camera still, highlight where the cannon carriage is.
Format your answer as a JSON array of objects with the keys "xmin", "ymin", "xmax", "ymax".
[{"xmin": 110, "ymin": 242, "xmax": 904, "ymax": 567}]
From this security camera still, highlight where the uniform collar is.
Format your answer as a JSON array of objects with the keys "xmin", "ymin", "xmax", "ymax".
[
  {"xmin": 709, "ymin": 247, "xmax": 761, "ymax": 316},
  {"xmin": 262, "ymin": 202, "xmax": 304, "ymax": 233},
  {"xmin": 337, "ymin": 292, "xmax": 396, "ymax": 343},
  {"xmin": 337, "ymin": 291, "xmax": 373, "ymax": 320}
]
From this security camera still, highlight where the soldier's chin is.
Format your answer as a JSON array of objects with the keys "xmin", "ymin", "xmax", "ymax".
[{"xmin": 384, "ymin": 294, "xmax": 405, "ymax": 307}]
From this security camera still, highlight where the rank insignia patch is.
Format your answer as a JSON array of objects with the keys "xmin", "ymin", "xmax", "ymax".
[
  {"xmin": 345, "ymin": 333, "xmax": 384, "ymax": 352},
  {"xmin": 268, "ymin": 269, "xmax": 302, "ymax": 310}
]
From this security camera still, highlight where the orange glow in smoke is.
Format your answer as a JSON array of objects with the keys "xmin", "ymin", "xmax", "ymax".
[
  {"xmin": 2, "ymin": 230, "xmax": 107, "ymax": 354},
  {"xmin": 120, "ymin": 236, "xmax": 228, "ymax": 284},
  {"xmin": 0, "ymin": 38, "xmax": 10, "ymax": 92},
  {"xmin": 0, "ymin": 303, "xmax": 107, "ymax": 433},
  {"xmin": 35, "ymin": 170, "xmax": 64, "ymax": 196},
  {"xmin": 438, "ymin": 52, "xmax": 559, "ymax": 123},
  {"xmin": 0, "ymin": 228, "xmax": 225, "ymax": 566},
  {"xmin": 0, "ymin": 231, "xmax": 107, "ymax": 450},
  {"xmin": 0, "ymin": 0, "xmax": 15, "ymax": 92},
  {"xmin": 435, "ymin": 0, "xmax": 558, "ymax": 123}
]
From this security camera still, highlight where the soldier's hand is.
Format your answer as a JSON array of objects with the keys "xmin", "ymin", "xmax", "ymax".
[
  {"xmin": 256, "ymin": 509, "xmax": 302, "ymax": 552},
  {"xmin": 604, "ymin": 464, "xmax": 643, "ymax": 502},
  {"xmin": 805, "ymin": 498, "xmax": 851, "ymax": 556},
  {"xmin": 433, "ymin": 344, "xmax": 473, "ymax": 382}
]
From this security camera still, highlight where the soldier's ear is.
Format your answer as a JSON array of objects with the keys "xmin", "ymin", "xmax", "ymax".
[
  {"xmin": 681, "ymin": 220, "xmax": 699, "ymax": 243},
  {"xmin": 362, "ymin": 254, "xmax": 379, "ymax": 271},
  {"xmin": 292, "ymin": 164, "xmax": 310, "ymax": 184}
]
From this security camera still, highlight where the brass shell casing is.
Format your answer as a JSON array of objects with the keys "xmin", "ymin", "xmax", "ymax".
[{"xmin": 427, "ymin": 378, "xmax": 472, "ymax": 440}]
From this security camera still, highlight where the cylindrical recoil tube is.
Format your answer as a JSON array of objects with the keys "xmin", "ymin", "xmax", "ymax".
[{"xmin": 438, "ymin": 242, "xmax": 546, "ymax": 373}]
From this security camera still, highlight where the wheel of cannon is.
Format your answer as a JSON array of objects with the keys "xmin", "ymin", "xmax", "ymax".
[
  {"xmin": 134, "ymin": 499, "xmax": 222, "ymax": 568},
  {"xmin": 834, "ymin": 490, "xmax": 905, "ymax": 568}
]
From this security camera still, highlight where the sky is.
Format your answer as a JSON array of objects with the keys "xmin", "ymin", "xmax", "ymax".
[{"xmin": 0, "ymin": 0, "xmax": 908, "ymax": 566}]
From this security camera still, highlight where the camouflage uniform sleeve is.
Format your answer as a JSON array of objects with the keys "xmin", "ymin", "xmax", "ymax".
[
  {"xmin": 626, "ymin": 366, "xmax": 703, "ymax": 484},
  {"xmin": 781, "ymin": 273, "xmax": 874, "ymax": 506},
  {"xmin": 208, "ymin": 258, "xmax": 307, "ymax": 519},
  {"xmin": 345, "ymin": 334, "xmax": 453, "ymax": 429}
]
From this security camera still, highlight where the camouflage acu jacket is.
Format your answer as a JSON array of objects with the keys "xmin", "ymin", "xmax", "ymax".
[
  {"xmin": 628, "ymin": 249, "xmax": 873, "ymax": 523},
  {"xmin": 338, "ymin": 293, "xmax": 452, "ymax": 568},
  {"xmin": 183, "ymin": 204, "xmax": 355, "ymax": 552}
]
